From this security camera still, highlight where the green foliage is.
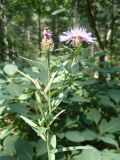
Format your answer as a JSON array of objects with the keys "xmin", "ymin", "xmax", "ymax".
[
  {"xmin": 0, "ymin": 49, "xmax": 120, "ymax": 159},
  {"xmin": 3, "ymin": 64, "xmax": 18, "ymax": 76}
]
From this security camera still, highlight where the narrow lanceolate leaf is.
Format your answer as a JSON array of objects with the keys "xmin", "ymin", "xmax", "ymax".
[
  {"xmin": 52, "ymin": 89, "xmax": 69, "ymax": 107},
  {"xmin": 50, "ymin": 110, "xmax": 65, "ymax": 125},
  {"xmin": 20, "ymin": 116, "xmax": 38, "ymax": 129},
  {"xmin": 20, "ymin": 116, "xmax": 46, "ymax": 141},
  {"xmin": 19, "ymin": 56, "xmax": 46, "ymax": 68},
  {"xmin": 44, "ymin": 71, "xmax": 57, "ymax": 93}
]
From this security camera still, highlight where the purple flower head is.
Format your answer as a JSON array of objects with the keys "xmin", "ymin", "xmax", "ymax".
[
  {"xmin": 41, "ymin": 27, "xmax": 54, "ymax": 51},
  {"xmin": 43, "ymin": 27, "xmax": 52, "ymax": 40},
  {"xmin": 59, "ymin": 27, "xmax": 96, "ymax": 47}
]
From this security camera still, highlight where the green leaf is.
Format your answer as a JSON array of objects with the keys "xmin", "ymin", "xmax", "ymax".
[
  {"xmin": 52, "ymin": 89, "xmax": 69, "ymax": 107},
  {"xmin": 98, "ymin": 117, "xmax": 120, "ymax": 134},
  {"xmin": 108, "ymin": 89, "xmax": 120, "ymax": 104},
  {"xmin": 107, "ymin": 117, "xmax": 120, "ymax": 133},
  {"xmin": 39, "ymin": 71, "xmax": 48, "ymax": 86},
  {"xmin": 81, "ymin": 149, "xmax": 101, "ymax": 160},
  {"xmin": 20, "ymin": 116, "xmax": 38, "ymax": 129},
  {"xmin": 20, "ymin": 116, "xmax": 46, "ymax": 141},
  {"xmin": 71, "ymin": 63, "xmax": 80, "ymax": 73},
  {"xmin": 50, "ymin": 135, "xmax": 56, "ymax": 149},
  {"xmin": 0, "ymin": 126, "xmax": 14, "ymax": 140},
  {"xmin": 0, "ymin": 106, "xmax": 6, "ymax": 115},
  {"xmin": 18, "ymin": 94, "xmax": 29, "ymax": 100},
  {"xmin": 69, "ymin": 95, "xmax": 90, "ymax": 103},
  {"xmin": 101, "ymin": 149, "xmax": 120, "ymax": 160},
  {"xmin": 65, "ymin": 131, "xmax": 84, "ymax": 142},
  {"xmin": 8, "ymin": 103, "xmax": 28, "ymax": 114},
  {"xmin": 73, "ymin": 46, "xmax": 82, "ymax": 57},
  {"xmin": 3, "ymin": 64, "xmax": 18, "ymax": 76},
  {"xmin": 44, "ymin": 71, "xmax": 57, "ymax": 93},
  {"xmin": 99, "ymin": 95, "xmax": 115, "ymax": 108},
  {"xmin": 19, "ymin": 56, "xmax": 47, "ymax": 69},
  {"xmin": 15, "ymin": 139, "xmax": 34, "ymax": 160},
  {"xmin": 3, "ymin": 135, "xmax": 19, "ymax": 156},
  {"xmin": 36, "ymin": 139, "xmax": 47, "ymax": 157},
  {"xmin": 87, "ymin": 109, "xmax": 101, "ymax": 124},
  {"xmin": 56, "ymin": 132, "xmax": 64, "ymax": 139},
  {"xmin": 7, "ymin": 83, "xmax": 23, "ymax": 97},
  {"xmin": 74, "ymin": 79, "xmax": 96, "ymax": 86},
  {"xmin": 99, "ymin": 134, "xmax": 118, "ymax": 148},
  {"xmin": 81, "ymin": 130, "xmax": 97, "ymax": 141}
]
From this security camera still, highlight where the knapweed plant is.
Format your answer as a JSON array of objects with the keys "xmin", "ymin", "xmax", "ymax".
[{"xmin": 18, "ymin": 27, "xmax": 95, "ymax": 160}]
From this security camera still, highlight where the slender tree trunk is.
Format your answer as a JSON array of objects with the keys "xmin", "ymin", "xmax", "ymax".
[
  {"xmin": 86, "ymin": 0, "xmax": 105, "ymax": 82},
  {"xmin": 110, "ymin": 0, "xmax": 115, "ymax": 49},
  {"xmin": 0, "ymin": 1, "xmax": 4, "ymax": 60},
  {"xmin": 2, "ymin": 0, "xmax": 9, "ymax": 60},
  {"xmin": 51, "ymin": 0, "xmax": 58, "ymax": 50},
  {"xmin": 0, "ymin": 0, "xmax": 9, "ymax": 60},
  {"xmin": 38, "ymin": 13, "xmax": 41, "ymax": 56},
  {"xmin": 73, "ymin": 0, "xmax": 80, "ymax": 27}
]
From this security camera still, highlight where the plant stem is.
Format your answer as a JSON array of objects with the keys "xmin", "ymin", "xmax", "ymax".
[
  {"xmin": 46, "ymin": 128, "xmax": 51, "ymax": 160},
  {"xmin": 47, "ymin": 50, "xmax": 52, "ymax": 160},
  {"xmin": 47, "ymin": 51, "xmax": 51, "ymax": 115}
]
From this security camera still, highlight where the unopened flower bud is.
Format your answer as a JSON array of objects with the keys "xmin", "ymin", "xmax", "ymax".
[{"xmin": 41, "ymin": 27, "xmax": 54, "ymax": 51}]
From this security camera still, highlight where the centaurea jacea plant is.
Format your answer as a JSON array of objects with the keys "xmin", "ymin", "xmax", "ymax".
[{"xmin": 19, "ymin": 27, "xmax": 95, "ymax": 160}]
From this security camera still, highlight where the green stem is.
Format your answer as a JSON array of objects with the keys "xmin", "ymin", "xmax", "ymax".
[
  {"xmin": 47, "ymin": 51, "xmax": 51, "ymax": 115},
  {"xmin": 46, "ymin": 129, "xmax": 51, "ymax": 160},
  {"xmin": 47, "ymin": 50, "xmax": 52, "ymax": 160}
]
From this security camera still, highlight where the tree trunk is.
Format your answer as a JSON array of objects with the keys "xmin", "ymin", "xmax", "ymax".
[
  {"xmin": 86, "ymin": 0, "xmax": 105, "ymax": 82},
  {"xmin": 38, "ymin": 13, "xmax": 41, "ymax": 56},
  {"xmin": 0, "ymin": 1, "xmax": 4, "ymax": 60},
  {"xmin": 51, "ymin": 0, "xmax": 58, "ymax": 50},
  {"xmin": 1, "ymin": 0, "xmax": 9, "ymax": 60}
]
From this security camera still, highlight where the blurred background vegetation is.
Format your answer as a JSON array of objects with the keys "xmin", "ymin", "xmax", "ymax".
[
  {"xmin": 0, "ymin": 0, "xmax": 120, "ymax": 60},
  {"xmin": 0, "ymin": 0, "xmax": 120, "ymax": 160}
]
